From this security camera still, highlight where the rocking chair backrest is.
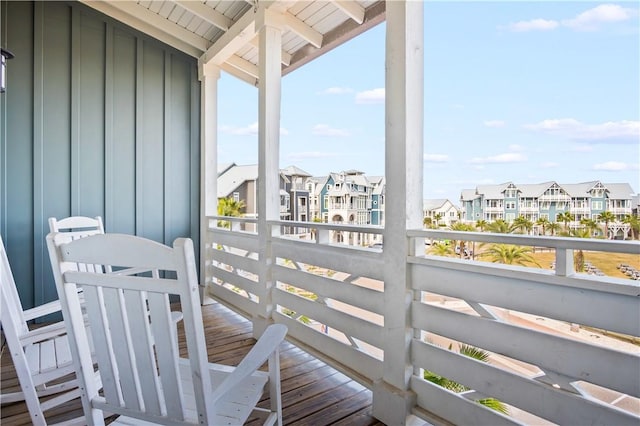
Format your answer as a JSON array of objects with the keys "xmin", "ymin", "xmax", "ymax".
[
  {"xmin": 0, "ymin": 235, "xmax": 29, "ymax": 335},
  {"xmin": 46, "ymin": 233, "xmax": 213, "ymax": 425}
]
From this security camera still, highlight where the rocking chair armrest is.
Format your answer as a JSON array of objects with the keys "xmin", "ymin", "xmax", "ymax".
[
  {"xmin": 208, "ymin": 324, "xmax": 287, "ymax": 401},
  {"xmin": 22, "ymin": 300, "xmax": 62, "ymax": 321}
]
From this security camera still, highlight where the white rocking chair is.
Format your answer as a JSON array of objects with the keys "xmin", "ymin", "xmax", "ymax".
[
  {"xmin": 46, "ymin": 233, "xmax": 287, "ymax": 426},
  {"xmin": 0, "ymin": 234, "xmax": 95, "ymax": 425}
]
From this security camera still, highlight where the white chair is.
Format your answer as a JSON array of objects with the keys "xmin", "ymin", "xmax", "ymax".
[
  {"xmin": 46, "ymin": 233, "xmax": 287, "ymax": 425},
  {"xmin": 48, "ymin": 215, "xmax": 104, "ymax": 237},
  {"xmin": 49, "ymin": 215, "xmax": 183, "ymax": 346},
  {"xmin": 0, "ymin": 234, "xmax": 97, "ymax": 425}
]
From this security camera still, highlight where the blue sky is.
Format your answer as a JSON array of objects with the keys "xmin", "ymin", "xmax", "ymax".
[{"xmin": 217, "ymin": 2, "xmax": 639, "ymax": 203}]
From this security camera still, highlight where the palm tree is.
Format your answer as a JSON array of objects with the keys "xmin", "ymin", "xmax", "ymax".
[
  {"xmin": 510, "ymin": 216, "xmax": 533, "ymax": 234},
  {"xmin": 622, "ymin": 214, "xmax": 640, "ymax": 240},
  {"xmin": 597, "ymin": 211, "xmax": 616, "ymax": 239},
  {"xmin": 423, "ymin": 344, "xmax": 508, "ymax": 414},
  {"xmin": 450, "ymin": 222, "xmax": 475, "ymax": 259},
  {"xmin": 580, "ymin": 218, "xmax": 599, "ymax": 237},
  {"xmin": 434, "ymin": 213, "xmax": 443, "ymax": 227},
  {"xmin": 475, "ymin": 219, "xmax": 488, "ymax": 232},
  {"xmin": 569, "ymin": 227, "xmax": 592, "ymax": 272},
  {"xmin": 485, "ymin": 219, "xmax": 510, "ymax": 234},
  {"xmin": 547, "ymin": 222, "xmax": 561, "ymax": 236},
  {"xmin": 558, "ymin": 211, "xmax": 574, "ymax": 233},
  {"xmin": 423, "ymin": 216, "xmax": 433, "ymax": 228},
  {"xmin": 535, "ymin": 217, "xmax": 550, "ymax": 236},
  {"xmin": 217, "ymin": 197, "xmax": 246, "ymax": 228},
  {"xmin": 429, "ymin": 242, "xmax": 453, "ymax": 257},
  {"xmin": 481, "ymin": 244, "xmax": 540, "ymax": 267}
]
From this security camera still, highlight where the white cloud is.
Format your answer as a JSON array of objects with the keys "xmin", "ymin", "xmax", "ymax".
[
  {"xmin": 508, "ymin": 144, "xmax": 525, "ymax": 152},
  {"xmin": 484, "ymin": 120, "xmax": 506, "ymax": 128},
  {"xmin": 593, "ymin": 161, "xmax": 638, "ymax": 171},
  {"xmin": 287, "ymin": 151, "xmax": 339, "ymax": 161},
  {"xmin": 540, "ymin": 161, "xmax": 560, "ymax": 169},
  {"xmin": 562, "ymin": 4, "xmax": 636, "ymax": 31},
  {"xmin": 355, "ymin": 88, "xmax": 385, "ymax": 104},
  {"xmin": 570, "ymin": 144, "xmax": 595, "ymax": 152},
  {"xmin": 317, "ymin": 87, "xmax": 354, "ymax": 95},
  {"xmin": 525, "ymin": 119, "xmax": 639, "ymax": 143},
  {"xmin": 312, "ymin": 124, "xmax": 350, "ymax": 137},
  {"xmin": 503, "ymin": 4, "xmax": 637, "ymax": 33},
  {"xmin": 506, "ymin": 18, "xmax": 559, "ymax": 32},
  {"xmin": 221, "ymin": 122, "xmax": 288, "ymax": 136},
  {"xmin": 424, "ymin": 154, "xmax": 449, "ymax": 163},
  {"xmin": 469, "ymin": 153, "xmax": 527, "ymax": 164}
]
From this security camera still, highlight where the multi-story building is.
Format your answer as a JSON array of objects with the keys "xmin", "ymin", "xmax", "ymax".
[
  {"xmin": 217, "ymin": 163, "xmax": 291, "ymax": 232},
  {"xmin": 369, "ymin": 176, "xmax": 385, "ymax": 227},
  {"xmin": 460, "ymin": 181, "xmax": 636, "ymax": 238},
  {"xmin": 423, "ymin": 199, "xmax": 460, "ymax": 227}
]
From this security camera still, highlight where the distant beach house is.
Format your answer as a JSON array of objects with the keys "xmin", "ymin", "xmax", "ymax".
[
  {"xmin": 423, "ymin": 199, "xmax": 460, "ymax": 227},
  {"xmin": 460, "ymin": 181, "xmax": 636, "ymax": 238}
]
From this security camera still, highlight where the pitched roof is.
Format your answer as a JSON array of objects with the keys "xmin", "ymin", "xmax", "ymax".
[
  {"xmin": 463, "ymin": 180, "xmax": 636, "ymax": 200},
  {"xmin": 217, "ymin": 164, "xmax": 258, "ymax": 198},
  {"xmin": 423, "ymin": 199, "xmax": 449, "ymax": 211},
  {"xmin": 281, "ymin": 165, "xmax": 312, "ymax": 177}
]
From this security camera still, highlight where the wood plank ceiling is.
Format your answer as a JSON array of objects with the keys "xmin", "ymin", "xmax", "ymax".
[{"xmin": 80, "ymin": 0, "xmax": 386, "ymax": 85}]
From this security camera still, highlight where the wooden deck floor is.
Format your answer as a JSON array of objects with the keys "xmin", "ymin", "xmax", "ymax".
[{"xmin": 1, "ymin": 301, "xmax": 384, "ymax": 425}]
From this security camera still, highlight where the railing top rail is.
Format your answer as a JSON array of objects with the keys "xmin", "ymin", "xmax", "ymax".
[
  {"xmin": 207, "ymin": 215, "xmax": 257, "ymax": 224},
  {"xmin": 410, "ymin": 229, "xmax": 640, "ymax": 255},
  {"xmin": 267, "ymin": 220, "xmax": 384, "ymax": 234}
]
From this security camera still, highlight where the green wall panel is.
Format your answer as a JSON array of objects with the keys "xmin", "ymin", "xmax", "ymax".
[
  {"xmin": 1, "ymin": 1, "xmax": 35, "ymax": 306},
  {"xmin": 0, "ymin": 1, "xmax": 200, "ymax": 309}
]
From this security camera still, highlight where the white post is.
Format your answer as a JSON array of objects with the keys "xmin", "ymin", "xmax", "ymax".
[
  {"xmin": 199, "ymin": 60, "xmax": 220, "ymax": 305},
  {"xmin": 255, "ymin": 6, "xmax": 283, "ymax": 336},
  {"xmin": 373, "ymin": 1, "xmax": 423, "ymax": 425}
]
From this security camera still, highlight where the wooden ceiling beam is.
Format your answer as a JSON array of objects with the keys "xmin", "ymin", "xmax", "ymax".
[
  {"xmin": 283, "ymin": 12, "xmax": 323, "ymax": 48},
  {"xmin": 201, "ymin": 7, "xmax": 257, "ymax": 65},
  {"xmin": 335, "ymin": 1, "xmax": 365, "ymax": 24},
  {"xmin": 226, "ymin": 54, "xmax": 259, "ymax": 79},
  {"xmin": 173, "ymin": 1, "xmax": 233, "ymax": 31}
]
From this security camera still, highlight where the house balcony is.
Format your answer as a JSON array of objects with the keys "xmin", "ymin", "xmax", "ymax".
[
  {"xmin": 570, "ymin": 207, "xmax": 591, "ymax": 215},
  {"xmin": 518, "ymin": 206, "xmax": 538, "ymax": 213},
  {"xmin": 205, "ymin": 216, "xmax": 640, "ymax": 425},
  {"xmin": 484, "ymin": 206, "xmax": 503, "ymax": 212},
  {"xmin": 538, "ymin": 194, "xmax": 572, "ymax": 202}
]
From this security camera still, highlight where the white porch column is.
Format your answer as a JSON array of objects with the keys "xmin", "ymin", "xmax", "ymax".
[
  {"xmin": 373, "ymin": 1, "xmax": 423, "ymax": 425},
  {"xmin": 255, "ymin": 7, "xmax": 283, "ymax": 336},
  {"xmin": 198, "ymin": 60, "xmax": 220, "ymax": 305}
]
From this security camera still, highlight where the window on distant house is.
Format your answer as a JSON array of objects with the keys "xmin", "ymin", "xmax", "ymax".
[{"xmin": 233, "ymin": 192, "xmax": 240, "ymax": 203}]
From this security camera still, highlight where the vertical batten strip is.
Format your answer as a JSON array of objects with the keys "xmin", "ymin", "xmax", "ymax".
[
  {"xmin": 189, "ymin": 62, "xmax": 200, "ymax": 273},
  {"xmin": 134, "ymin": 38, "xmax": 143, "ymax": 236},
  {"xmin": 104, "ymin": 24, "xmax": 114, "ymax": 231},
  {"xmin": 32, "ymin": 1, "xmax": 45, "ymax": 307},
  {"xmin": 70, "ymin": 7, "xmax": 80, "ymax": 216},
  {"xmin": 163, "ymin": 51, "xmax": 171, "ymax": 245}
]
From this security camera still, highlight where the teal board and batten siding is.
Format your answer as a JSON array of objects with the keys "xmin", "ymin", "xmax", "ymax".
[{"xmin": 0, "ymin": 1, "xmax": 200, "ymax": 309}]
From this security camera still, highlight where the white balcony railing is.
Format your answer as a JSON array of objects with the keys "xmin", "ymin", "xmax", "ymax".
[{"xmin": 205, "ymin": 216, "xmax": 640, "ymax": 425}]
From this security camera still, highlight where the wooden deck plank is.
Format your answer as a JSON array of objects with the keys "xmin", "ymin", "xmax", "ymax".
[{"xmin": 1, "ymin": 301, "xmax": 379, "ymax": 425}]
